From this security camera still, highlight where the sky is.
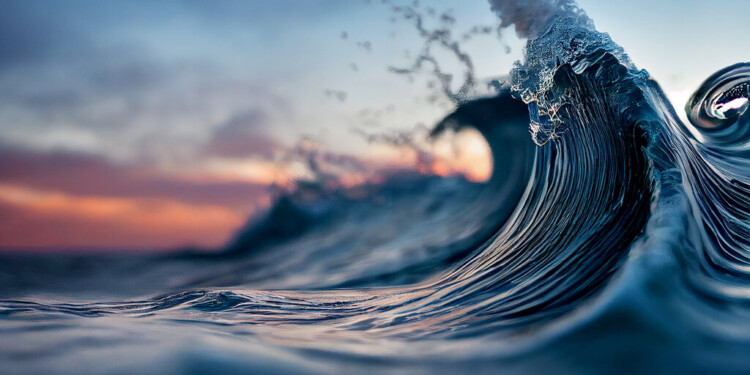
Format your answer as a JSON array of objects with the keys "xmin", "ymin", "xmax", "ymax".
[{"xmin": 0, "ymin": 0, "xmax": 748, "ymax": 251}]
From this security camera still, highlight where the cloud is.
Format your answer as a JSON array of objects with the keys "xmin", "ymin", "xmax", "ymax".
[
  {"xmin": 0, "ymin": 1, "xmax": 294, "ymax": 164},
  {"xmin": 0, "ymin": 185, "xmax": 244, "ymax": 250},
  {"xmin": 0, "ymin": 144, "xmax": 285, "ymax": 250},
  {"xmin": 202, "ymin": 110, "xmax": 284, "ymax": 159},
  {"xmin": 0, "ymin": 145, "xmax": 269, "ymax": 210},
  {"xmin": 0, "ymin": 55, "xmax": 287, "ymax": 163}
]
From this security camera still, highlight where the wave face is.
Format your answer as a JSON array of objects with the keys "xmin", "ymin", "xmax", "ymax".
[{"xmin": 2, "ymin": 2, "xmax": 750, "ymax": 374}]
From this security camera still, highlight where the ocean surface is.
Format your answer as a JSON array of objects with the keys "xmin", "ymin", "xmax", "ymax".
[{"xmin": 2, "ymin": 1, "xmax": 750, "ymax": 374}]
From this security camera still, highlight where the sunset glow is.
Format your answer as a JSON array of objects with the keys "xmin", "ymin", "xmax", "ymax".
[{"xmin": 0, "ymin": 183, "xmax": 245, "ymax": 250}]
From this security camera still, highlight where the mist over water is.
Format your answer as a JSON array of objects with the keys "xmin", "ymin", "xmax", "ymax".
[{"xmin": 2, "ymin": 0, "xmax": 750, "ymax": 374}]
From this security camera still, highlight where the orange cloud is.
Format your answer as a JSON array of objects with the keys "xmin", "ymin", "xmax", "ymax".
[
  {"xmin": 367, "ymin": 128, "xmax": 493, "ymax": 183},
  {"xmin": 0, "ymin": 184, "xmax": 245, "ymax": 251}
]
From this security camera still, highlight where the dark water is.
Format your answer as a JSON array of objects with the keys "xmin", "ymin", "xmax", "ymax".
[{"xmin": 2, "ymin": 1, "xmax": 750, "ymax": 374}]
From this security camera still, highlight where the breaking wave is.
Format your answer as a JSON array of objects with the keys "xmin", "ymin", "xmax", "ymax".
[{"xmin": 1, "ymin": 1, "xmax": 749, "ymax": 374}]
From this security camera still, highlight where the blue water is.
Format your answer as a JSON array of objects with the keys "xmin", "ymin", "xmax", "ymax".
[{"xmin": 2, "ymin": 1, "xmax": 750, "ymax": 374}]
